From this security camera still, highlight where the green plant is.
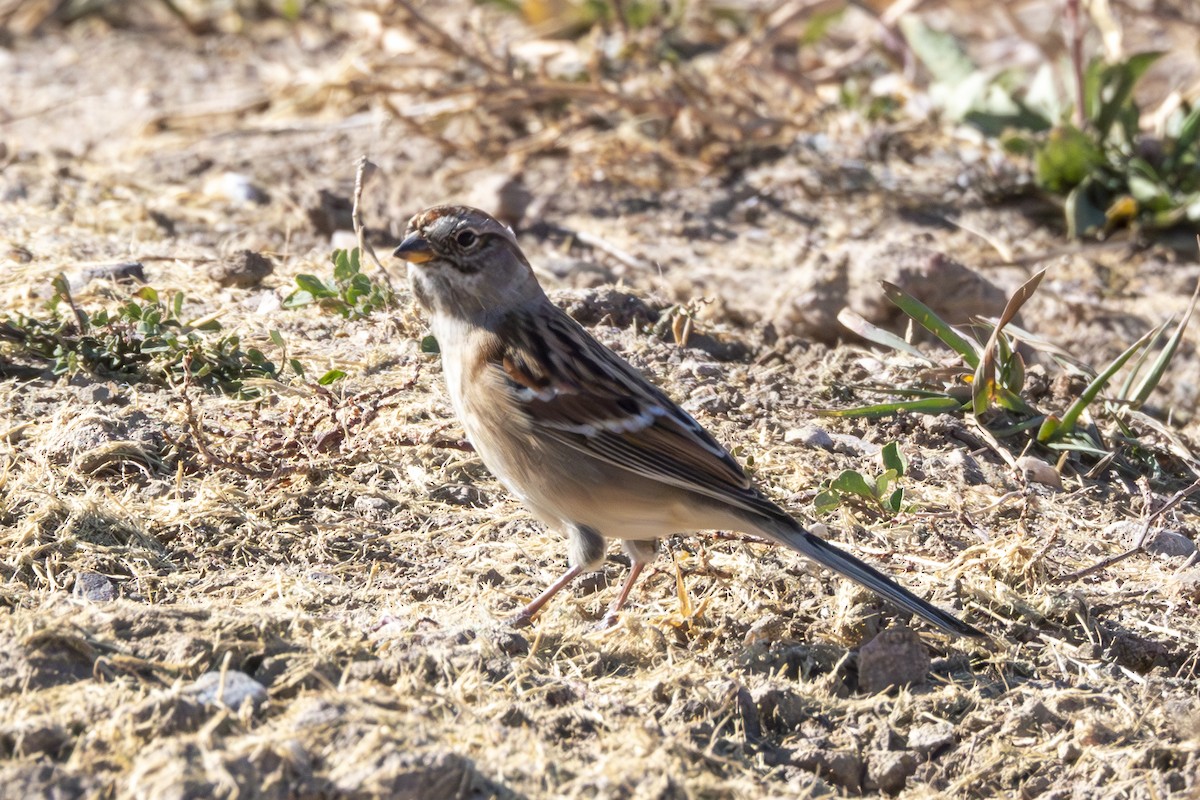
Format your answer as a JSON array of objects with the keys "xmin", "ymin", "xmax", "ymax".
[
  {"xmin": 828, "ymin": 270, "xmax": 1199, "ymax": 462},
  {"xmin": 901, "ymin": 17, "xmax": 1200, "ymax": 238},
  {"xmin": 0, "ymin": 277, "xmax": 347, "ymax": 396},
  {"xmin": 283, "ymin": 248, "xmax": 395, "ymax": 319},
  {"xmin": 814, "ymin": 442, "xmax": 908, "ymax": 517}
]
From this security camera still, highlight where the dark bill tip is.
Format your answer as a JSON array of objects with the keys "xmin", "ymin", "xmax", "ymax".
[{"xmin": 393, "ymin": 233, "xmax": 435, "ymax": 264}]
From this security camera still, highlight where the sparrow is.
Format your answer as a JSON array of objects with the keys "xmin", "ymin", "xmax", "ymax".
[{"xmin": 394, "ymin": 204, "xmax": 983, "ymax": 638}]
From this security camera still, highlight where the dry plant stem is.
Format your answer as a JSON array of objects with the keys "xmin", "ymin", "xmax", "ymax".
[
  {"xmin": 352, "ymin": 155, "xmax": 396, "ymax": 295},
  {"xmin": 566, "ymin": 227, "xmax": 655, "ymax": 273},
  {"xmin": 55, "ymin": 278, "xmax": 88, "ymax": 334},
  {"xmin": 1066, "ymin": 0, "xmax": 1087, "ymax": 129},
  {"xmin": 181, "ymin": 386, "xmax": 306, "ymax": 480},
  {"xmin": 1058, "ymin": 477, "xmax": 1200, "ymax": 582},
  {"xmin": 391, "ymin": 0, "xmax": 503, "ymax": 76}
]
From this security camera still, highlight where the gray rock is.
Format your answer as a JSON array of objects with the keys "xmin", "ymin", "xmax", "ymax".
[
  {"xmin": 865, "ymin": 750, "xmax": 918, "ymax": 793},
  {"xmin": 72, "ymin": 571, "xmax": 116, "ymax": 602},
  {"xmin": 185, "ymin": 670, "xmax": 268, "ymax": 713},
  {"xmin": 907, "ymin": 722, "xmax": 955, "ymax": 757},
  {"xmin": 858, "ymin": 628, "xmax": 929, "ymax": 693},
  {"xmin": 791, "ymin": 747, "xmax": 862, "ymax": 792}
]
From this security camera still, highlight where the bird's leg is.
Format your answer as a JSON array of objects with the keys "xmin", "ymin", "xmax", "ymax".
[
  {"xmin": 597, "ymin": 561, "xmax": 647, "ymax": 630},
  {"xmin": 509, "ymin": 524, "xmax": 607, "ymax": 628},
  {"xmin": 508, "ymin": 564, "xmax": 584, "ymax": 629},
  {"xmin": 597, "ymin": 539, "xmax": 658, "ymax": 630}
]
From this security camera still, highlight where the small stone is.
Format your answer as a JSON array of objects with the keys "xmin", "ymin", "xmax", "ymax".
[
  {"xmin": 753, "ymin": 685, "xmax": 809, "ymax": 733},
  {"xmin": 353, "ymin": 495, "xmax": 393, "ymax": 517},
  {"xmin": 330, "ymin": 230, "xmax": 359, "ymax": 251},
  {"xmin": 185, "ymin": 671, "xmax": 268, "ymax": 713},
  {"xmin": 790, "ymin": 747, "xmax": 862, "ymax": 792},
  {"xmin": 72, "ymin": 571, "xmax": 116, "ymax": 602},
  {"xmin": 1107, "ymin": 521, "xmax": 1196, "ymax": 558},
  {"xmin": 209, "ymin": 250, "xmax": 273, "ymax": 288},
  {"xmin": 1015, "ymin": 455, "xmax": 1062, "ymax": 490},
  {"xmin": 858, "ymin": 628, "xmax": 929, "ymax": 693},
  {"xmin": 907, "ymin": 722, "xmax": 955, "ymax": 757},
  {"xmin": 784, "ymin": 425, "xmax": 834, "ymax": 449},
  {"xmin": 864, "ymin": 750, "xmax": 918, "ymax": 793},
  {"xmin": 1057, "ymin": 740, "xmax": 1081, "ymax": 763},
  {"xmin": 492, "ymin": 629, "xmax": 529, "ymax": 658},
  {"xmin": 1074, "ymin": 716, "xmax": 1118, "ymax": 747},
  {"xmin": 205, "ymin": 172, "xmax": 269, "ymax": 205},
  {"xmin": 743, "ymin": 614, "xmax": 787, "ymax": 646},
  {"xmin": 1144, "ymin": 529, "xmax": 1195, "ymax": 559}
]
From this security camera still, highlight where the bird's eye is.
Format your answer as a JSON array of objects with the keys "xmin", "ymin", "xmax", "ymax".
[{"xmin": 456, "ymin": 230, "xmax": 478, "ymax": 248}]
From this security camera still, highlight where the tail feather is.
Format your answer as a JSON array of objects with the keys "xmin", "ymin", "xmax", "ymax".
[{"xmin": 756, "ymin": 516, "xmax": 985, "ymax": 639}]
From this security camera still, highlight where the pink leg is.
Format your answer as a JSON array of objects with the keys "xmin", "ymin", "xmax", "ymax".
[
  {"xmin": 508, "ymin": 564, "xmax": 585, "ymax": 629},
  {"xmin": 597, "ymin": 561, "xmax": 648, "ymax": 630}
]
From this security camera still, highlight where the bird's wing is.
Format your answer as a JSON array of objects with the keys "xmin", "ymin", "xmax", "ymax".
[{"xmin": 489, "ymin": 305, "xmax": 783, "ymax": 520}]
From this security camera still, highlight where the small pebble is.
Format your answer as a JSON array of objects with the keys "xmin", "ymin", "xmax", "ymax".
[
  {"xmin": 1016, "ymin": 455, "xmax": 1062, "ymax": 490},
  {"xmin": 185, "ymin": 670, "xmax": 268, "ymax": 712},
  {"xmin": 858, "ymin": 628, "xmax": 929, "ymax": 693},
  {"xmin": 73, "ymin": 571, "xmax": 116, "ymax": 602}
]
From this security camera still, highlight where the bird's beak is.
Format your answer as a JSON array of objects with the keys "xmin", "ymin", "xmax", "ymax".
[{"xmin": 393, "ymin": 233, "xmax": 435, "ymax": 264}]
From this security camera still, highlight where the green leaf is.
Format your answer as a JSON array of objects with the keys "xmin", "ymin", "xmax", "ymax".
[
  {"xmin": 140, "ymin": 337, "xmax": 171, "ymax": 354},
  {"xmin": 283, "ymin": 290, "xmax": 315, "ymax": 309},
  {"xmin": 1127, "ymin": 280, "xmax": 1200, "ymax": 407},
  {"xmin": 887, "ymin": 487, "xmax": 904, "ymax": 514},
  {"xmin": 1091, "ymin": 52, "xmax": 1164, "ymax": 141},
  {"xmin": 830, "ymin": 469, "xmax": 876, "ymax": 501},
  {"xmin": 318, "ymin": 369, "xmax": 347, "ymax": 385},
  {"xmin": 136, "ymin": 286, "xmax": 159, "ymax": 303},
  {"xmin": 836, "ymin": 308, "xmax": 932, "ymax": 363},
  {"xmin": 172, "ymin": 292, "xmax": 184, "ymax": 319},
  {"xmin": 1045, "ymin": 327, "xmax": 1158, "ymax": 441},
  {"xmin": 288, "ymin": 358, "xmax": 305, "ymax": 378},
  {"xmin": 1167, "ymin": 105, "xmax": 1200, "ymax": 173},
  {"xmin": 813, "ymin": 491, "xmax": 841, "ymax": 515},
  {"xmin": 1036, "ymin": 415, "xmax": 1061, "ymax": 443},
  {"xmin": 875, "ymin": 468, "xmax": 898, "ymax": 499},
  {"xmin": 818, "ymin": 396, "xmax": 965, "ymax": 419},
  {"xmin": 420, "ymin": 334, "xmax": 440, "ymax": 354},
  {"xmin": 269, "ymin": 329, "xmax": 285, "ymax": 348},
  {"xmin": 880, "ymin": 442, "xmax": 907, "ymax": 476},
  {"xmin": 1065, "ymin": 179, "xmax": 1109, "ymax": 238},
  {"xmin": 1035, "ymin": 125, "xmax": 1103, "ymax": 193},
  {"xmin": 295, "ymin": 274, "xmax": 332, "ymax": 296},
  {"xmin": 333, "ymin": 249, "xmax": 358, "ymax": 283},
  {"xmin": 881, "ymin": 282, "xmax": 980, "ymax": 368},
  {"xmin": 899, "ymin": 16, "xmax": 975, "ymax": 87}
]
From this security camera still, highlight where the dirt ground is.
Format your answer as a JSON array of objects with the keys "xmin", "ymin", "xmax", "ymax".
[{"xmin": 2, "ymin": 1, "xmax": 1200, "ymax": 798}]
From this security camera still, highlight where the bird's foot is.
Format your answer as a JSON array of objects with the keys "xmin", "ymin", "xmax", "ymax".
[
  {"xmin": 594, "ymin": 610, "xmax": 621, "ymax": 631},
  {"xmin": 506, "ymin": 608, "xmax": 536, "ymax": 629}
]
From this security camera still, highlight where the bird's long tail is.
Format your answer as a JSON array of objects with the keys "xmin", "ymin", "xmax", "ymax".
[{"xmin": 754, "ymin": 515, "xmax": 985, "ymax": 639}]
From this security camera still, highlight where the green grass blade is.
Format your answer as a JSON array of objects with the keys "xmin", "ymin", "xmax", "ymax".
[
  {"xmin": 1050, "ymin": 328, "xmax": 1157, "ymax": 440},
  {"xmin": 882, "ymin": 281, "xmax": 980, "ymax": 368},
  {"xmin": 837, "ymin": 308, "xmax": 932, "ymax": 363},
  {"xmin": 818, "ymin": 396, "xmax": 965, "ymax": 419},
  {"xmin": 1127, "ymin": 278, "xmax": 1200, "ymax": 407},
  {"xmin": 991, "ymin": 416, "xmax": 1048, "ymax": 438},
  {"xmin": 1117, "ymin": 319, "xmax": 1170, "ymax": 400}
]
